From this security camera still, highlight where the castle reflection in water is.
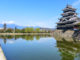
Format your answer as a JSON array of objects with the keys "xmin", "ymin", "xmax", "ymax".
[{"xmin": 54, "ymin": 34, "xmax": 80, "ymax": 60}]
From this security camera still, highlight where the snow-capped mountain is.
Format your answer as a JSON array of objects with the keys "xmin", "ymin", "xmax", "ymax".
[{"xmin": 0, "ymin": 24, "xmax": 40, "ymax": 29}]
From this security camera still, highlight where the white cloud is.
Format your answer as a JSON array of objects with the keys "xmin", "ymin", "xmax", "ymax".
[
  {"xmin": 72, "ymin": 0, "xmax": 80, "ymax": 7},
  {"xmin": 1, "ymin": 20, "xmax": 15, "ymax": 24}
]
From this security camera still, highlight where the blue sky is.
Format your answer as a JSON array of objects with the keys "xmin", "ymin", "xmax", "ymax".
[{"xmin": 0, "ymin": 0, "xmax": 80, "ymax": 28}]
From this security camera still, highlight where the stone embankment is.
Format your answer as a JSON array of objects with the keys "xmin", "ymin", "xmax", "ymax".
[
  {"xmin": 53, "ymin": 30, "xmax": 74, "ymax": 37},
  {"xmin": 0, "ymin": 46, "xmax": 6, "ymax": 60},
  {"xmin": 53, "ymin": 30, "xmax": 75, "ymax": 42}
]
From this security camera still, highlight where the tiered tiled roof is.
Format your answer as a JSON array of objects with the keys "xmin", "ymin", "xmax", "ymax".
[{"xmin": 57, "ymin": 5, "xmax": 80, "ymax": 29}]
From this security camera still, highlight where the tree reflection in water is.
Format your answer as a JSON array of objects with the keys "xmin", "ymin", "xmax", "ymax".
[{"xmin": 0, "ymin": 35, "xmax": 51, "ymax": 44}]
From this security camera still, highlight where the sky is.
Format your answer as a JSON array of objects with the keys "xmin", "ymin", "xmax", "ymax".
[{"xmin": 0, "ymin": 0, "xmax": 80, "ymax": 28}]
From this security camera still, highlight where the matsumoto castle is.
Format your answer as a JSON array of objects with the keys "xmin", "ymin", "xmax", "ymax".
[{"xmin": 57, "ymin": 4, "xmax": 80, "ymax": 30}]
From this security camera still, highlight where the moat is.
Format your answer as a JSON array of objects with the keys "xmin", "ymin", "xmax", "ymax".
[{"xmin": 0, "ymin": 35, "xmax": 80, "ymax": 60}]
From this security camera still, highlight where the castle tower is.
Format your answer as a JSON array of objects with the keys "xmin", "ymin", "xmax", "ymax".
[{"xmin": 57, "ymin": 5, "xmax": 80, "ymax": 30}]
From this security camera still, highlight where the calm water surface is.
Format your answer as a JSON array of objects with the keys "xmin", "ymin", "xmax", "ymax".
[{"xmin": 0, "ymin": 35, "xmax": 80, "ymax": 60}]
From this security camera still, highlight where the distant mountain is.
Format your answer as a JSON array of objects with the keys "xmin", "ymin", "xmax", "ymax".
[
  {"xmin": 7, "ymin": 24, "xmax": 26, "ymax": 29},
  {"xmin": 0, "ymin": 24, "xmax": 41, "ymax": 29}
]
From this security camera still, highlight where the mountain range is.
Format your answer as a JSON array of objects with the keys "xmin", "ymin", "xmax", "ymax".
[{"xmin": 0, "ymin": 24, "xmax": 40, "ymax": 29}]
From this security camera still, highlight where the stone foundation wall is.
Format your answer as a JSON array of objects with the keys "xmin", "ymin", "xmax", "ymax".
[
  {"xmin": 53, "ymin": 30, "xmax": 75, "ymax": 42},
  {"xmin": 53, "ymin": 30, "xmax": 74, "ymax": 37}
]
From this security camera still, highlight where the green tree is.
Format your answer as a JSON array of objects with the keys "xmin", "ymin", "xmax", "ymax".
[
  {"xmin": 21, "ymin": 29, "xmax": 25, "ymax": 33},
  {"xmin": 0, "ymin": 29, "xmax": 4, "ymax": 33},
  {"xmin": 15, "ymin": 29, "xmax": 21, "ymax": 33},
  {"xmin": 25, "ymin": 27, "xmax": 34, "ymax": 33},
  {"xmin": 6, "ymin": 28, "xmax": 13, "ymax": 33},
  {"xmin": 35, "ymin": 28, "xmax": 40, "ymax": 33}
]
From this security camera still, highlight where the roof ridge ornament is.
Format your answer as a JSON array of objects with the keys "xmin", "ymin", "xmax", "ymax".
[
  {"xmin": 66, "ymin": 0, "xmax": 69, "ymax": 6},
  {"xmin": 66, "ymin": 4, "xmax": 72, "ymax": 8},
  {"xmin": 66, "ymin": 0, "xmax": 72, "ymax": 8}
]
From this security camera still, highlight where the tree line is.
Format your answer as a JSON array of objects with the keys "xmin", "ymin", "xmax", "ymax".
[{"xmin": 0, "ymin": 27, "xmax": 50, "ymax": 33}]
